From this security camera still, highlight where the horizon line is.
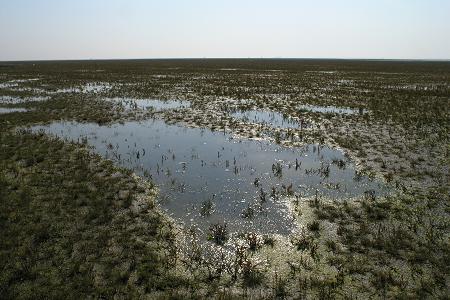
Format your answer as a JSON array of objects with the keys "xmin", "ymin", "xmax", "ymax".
[{"xmin": 1, "ymin": 57, "xmax": 450, "ymax": 63}]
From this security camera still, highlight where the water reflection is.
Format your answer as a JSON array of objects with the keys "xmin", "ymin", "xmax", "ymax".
[{"xmin": 32, "ymin": 119, "xmax": 388, "ymax": 235}]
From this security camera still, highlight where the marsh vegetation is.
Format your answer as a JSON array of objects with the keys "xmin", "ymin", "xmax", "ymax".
[{"xmin": 0, "ymin": 59, "xmax": 448, "ymax": 299}]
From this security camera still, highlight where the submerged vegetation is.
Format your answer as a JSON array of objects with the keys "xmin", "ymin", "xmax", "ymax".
[{"xmin": 0, "ymin": 59, "xmax": 449, "ymax": 298}]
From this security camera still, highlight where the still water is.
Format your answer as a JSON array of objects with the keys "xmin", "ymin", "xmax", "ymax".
[{"xmin": 32, "ymin": 118, "xmax": 387, "ymax": 235}]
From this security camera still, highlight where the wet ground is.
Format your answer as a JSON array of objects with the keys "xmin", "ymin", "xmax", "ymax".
[
  {"xmin": 0, "ymin": 96, "xmax": 50, "ymax": 104},
  {"xmin": 105, "ymin": 98, "xmax": 190, "ymax": 110},
  {"xmin": 231, "ymin": 110, "xmax": 300, "ymax": 129},
  {"xmin": 298, "ymin": 104, "xmax": 365, "ymax": 115}
]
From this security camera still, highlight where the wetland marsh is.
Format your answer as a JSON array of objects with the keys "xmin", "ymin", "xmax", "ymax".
[{"xmin": 1, "ymin": 59, "xmax": 449, "ymax": 299}]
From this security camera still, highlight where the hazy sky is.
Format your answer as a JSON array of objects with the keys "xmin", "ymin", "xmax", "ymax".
[{"xmin": 1, "ymin": 0, "xmax": 449, "ymax": 61}]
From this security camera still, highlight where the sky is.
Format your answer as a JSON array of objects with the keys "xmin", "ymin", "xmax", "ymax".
[{"xmin": 0, "ymin": 0, "xmax": 449, "ymax": 61}]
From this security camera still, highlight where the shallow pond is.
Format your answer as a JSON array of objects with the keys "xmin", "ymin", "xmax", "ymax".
[
  {"xmin": 0, "ymin": 82, "xmax": 18, "ymax": 89},
  {"xmin": 231, "ymin": 110, "xmax": 301, "ymax": 129},
  {"xmin": 32, "ymin": 119, "xmax": 388, "ymax": 235},
  {"xmin": 0, "ymin": 107, "xmax": 28, "ymax": 114}
]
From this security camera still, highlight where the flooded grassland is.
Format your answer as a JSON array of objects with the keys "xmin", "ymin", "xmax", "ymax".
[{"xmin": 0, "ymin": 59, "xmax": 449, "ymax": 299}]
